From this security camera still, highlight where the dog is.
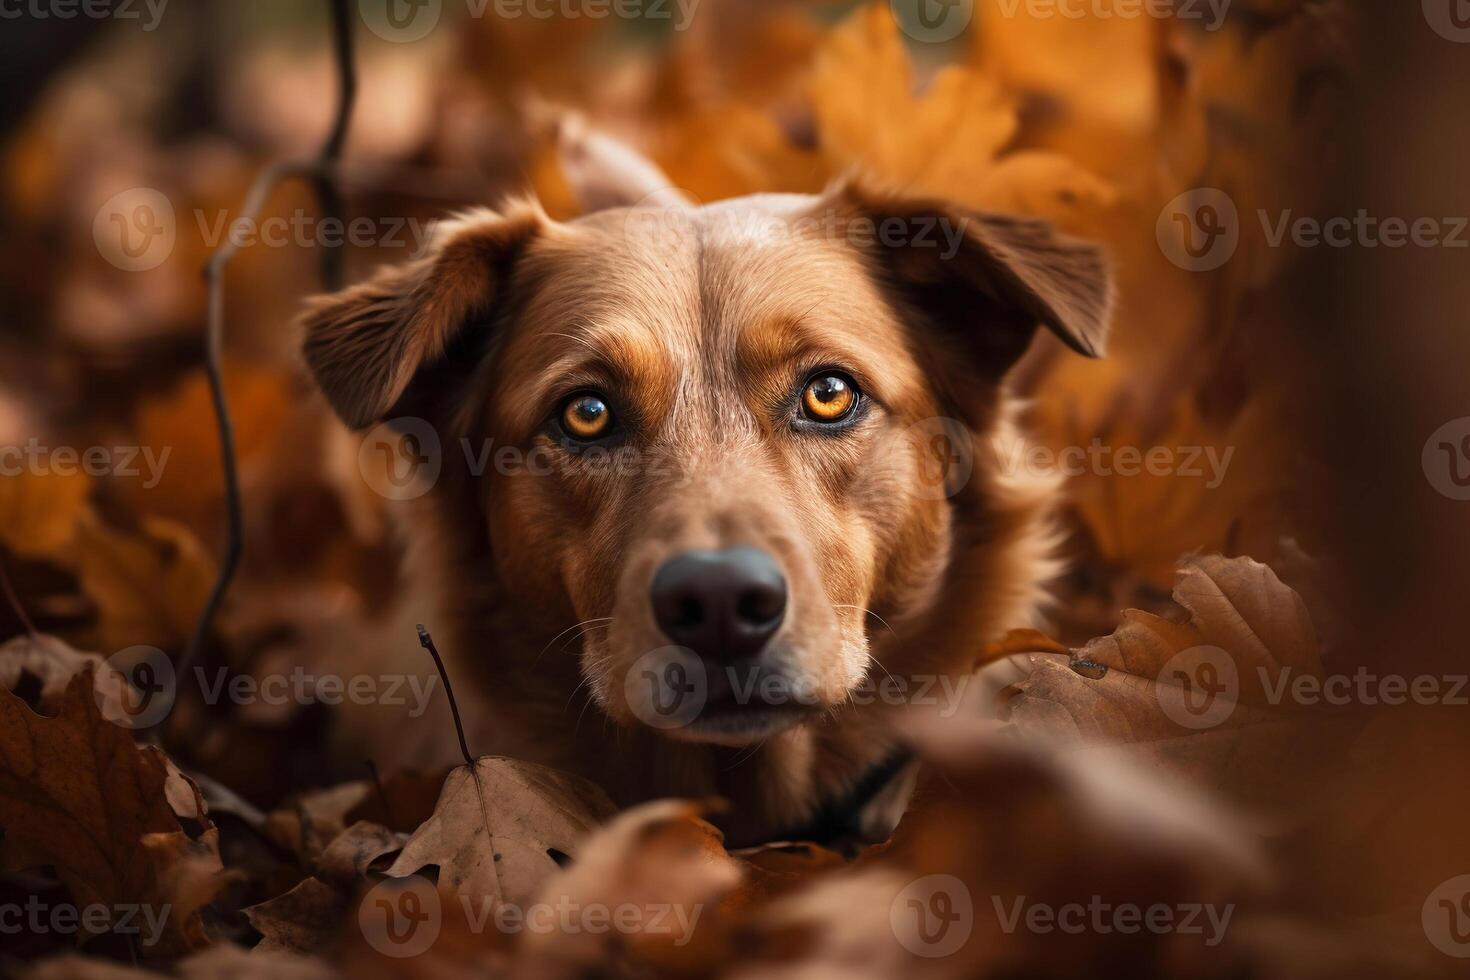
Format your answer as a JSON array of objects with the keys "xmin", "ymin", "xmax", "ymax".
[{"xmin": 299, "ymin": 171, "xmax": 1110, "ymax": 847}]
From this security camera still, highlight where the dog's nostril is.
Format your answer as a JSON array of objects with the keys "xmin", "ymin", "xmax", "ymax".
[
  {"xmin": 675, "ymin": 597, "xmax": 704, "ymax": 628},
  {"xmin": 736, "ymin": 585, "xmax": 784, "ymax": 625},
  {"xmin": 650, "ymin": 547, "xmax": 788, "ymax": 660}
]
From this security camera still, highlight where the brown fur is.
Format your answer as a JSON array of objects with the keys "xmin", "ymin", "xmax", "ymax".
[{"xmin": 299, "ymin": 179, "xmax": 1111, "ymax": 845}]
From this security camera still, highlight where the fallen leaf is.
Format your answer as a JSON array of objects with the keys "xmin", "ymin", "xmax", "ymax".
[
  {"xmin": 386, "ymin": 757, "xmax": 617, "ymax": 910},
  {"xmin": 812, "ymin": 5, "xmax": 1015, "ymax": 193},
  {"xmin": 0, "ymin": 470, "xmax": 90, "ymax": 562},
  {"xmin": 75, "ymin": 512, "xmax": 215, "ymax": 654},
  {"xmin": 0, "ymin": 665, "xmax": 225, "ymax": 955},
  {"xmin": 518, "ymin": 799, "xmax": 745, "ymax": 976}
]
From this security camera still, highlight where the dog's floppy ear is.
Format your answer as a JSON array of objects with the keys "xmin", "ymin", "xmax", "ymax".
[
  {"xmin": 299, "ymin": 203, "xmax": 544, "ymax": 429},
  {"xmin": 834, "ymin": 182, "xmax": 1112, "ymax": 378}
]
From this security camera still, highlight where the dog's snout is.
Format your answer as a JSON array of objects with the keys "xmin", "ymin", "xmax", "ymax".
[{"xmin": 650, "ymin": 547, "xmax": 787, "ymax": 660}]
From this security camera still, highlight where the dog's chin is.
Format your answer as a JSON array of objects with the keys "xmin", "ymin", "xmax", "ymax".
[{"xmin": 666, "ymin": 702, "xmax": 816, "ymax": 747}]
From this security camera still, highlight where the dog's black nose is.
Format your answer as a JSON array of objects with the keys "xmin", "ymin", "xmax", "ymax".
[{"xmin": 650, "ymin": 547, "xmax": 787, "ymax": 660}]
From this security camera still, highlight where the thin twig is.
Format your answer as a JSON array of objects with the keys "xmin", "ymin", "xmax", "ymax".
[
  {"xmin": 175, "ymin": 0, "xmax": 357, "ymax": 684},
  {"xmin": 365, "ymin": 759, "xmax": 397, "ymax": 829},
  {"xmin": 417, "ymin": 625, "xmax": 476, "ymax": 768}
]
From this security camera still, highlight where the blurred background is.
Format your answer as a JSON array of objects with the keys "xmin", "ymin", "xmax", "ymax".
[{"xmin": 2, "ymin": 0, "xmax": 1469, "ymax": 974}]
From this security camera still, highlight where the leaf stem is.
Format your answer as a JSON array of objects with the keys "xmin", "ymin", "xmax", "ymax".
[{"xmin": 417, "ymin": 625, "xmax": 476, "ymax": 768}]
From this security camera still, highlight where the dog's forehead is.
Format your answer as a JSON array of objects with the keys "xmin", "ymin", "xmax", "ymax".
[
  {"xmin": 488, "ymin": 197, "xmax": 916, "ymax": 436},
  {"xmin": 520, "ymin": 197, "xmax": 894, "ymax": 347}
]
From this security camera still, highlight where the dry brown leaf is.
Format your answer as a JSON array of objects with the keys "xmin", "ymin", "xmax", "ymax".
[
  {"xmin": 653, "ymin": 103, "xmax": 825, "ymax": 201},
  {"xmin": 811, "ymin": 5, "xmax": 1015, "ymax": 193},
  {"xmin": 245, "ymin": 877, "xmax": 347, "ymax": 958},
  {"xmin": 517, "ymin": 799, "xmax": 745, "ymax": 975},
  {"xmin": 244, "ymin": 821, "xmax": 406, "ymax": 957},
  {"xmin": 1056, "ymin": 396, "xmax": 1289, "ymax": 588},
  {"xmin": 75, "ymin": 512, "xmax": 215, "ymax": 654},
  {"xmin": 0, "ymin": 633, "xmax": 102, "ymax": 709},
  {"xmin": 386, "ymin": 757, "xmax": 617, "ymax": 910},
  {"xmin": 1001, "ymin": 554, "xmax": 1340, "ymax": 804},
  {"xmin": 265, "ymin": 781, "xmax": 374, "ymax": 861},
  {"xmin": 0, "ymin": 665, "xmax": 225, "ymax": 955},
  {"xmin": 738, "ymin": 729, "xmax": 1266, "ymax": 980},
  {"xmin": 0, "ymin": 469, "xmax": 90, "ymax": 562}
]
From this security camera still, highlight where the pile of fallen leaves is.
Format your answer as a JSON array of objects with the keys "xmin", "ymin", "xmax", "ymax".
[
  {"xmin": 1, "ymin": 555, "xmax": 1458, "ymax": 977},
  {"xmin": 5, "ymin": 1, "xmax": 1467, "ymax": 977}
]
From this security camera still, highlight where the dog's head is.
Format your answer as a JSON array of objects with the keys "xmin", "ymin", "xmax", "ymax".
[{"xmin": 301, "ymin": 180, "xmax": 1110, "ymax": 747}]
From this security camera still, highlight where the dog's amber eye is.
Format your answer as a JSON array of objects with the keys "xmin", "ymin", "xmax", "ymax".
[
  {"xmin": 560, "ymin": 393, "xmax": 613, "ymax": 441},
  {"xmin": 801, "ymin": 373, "xmax": 858, "ymax": 423}
]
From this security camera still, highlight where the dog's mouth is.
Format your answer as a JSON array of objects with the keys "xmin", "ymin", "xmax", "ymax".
[
  {"xmin": 679, "ymin": 698, "xmax": 816, "ymax": 745},
  {"xmin": 615, "ymin": 647, "xmax": 831, "ymax": 746},
  {"xmin": 674, "ymin": 659, "xmax": 825, "ymax": 745}
]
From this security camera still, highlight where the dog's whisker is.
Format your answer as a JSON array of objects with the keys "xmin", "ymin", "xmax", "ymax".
[
  {"xmin": 573, "ymin": 693, "xmax": 598, "ymax": 739},
  {"xmin": 534, "ymin": 617, "xmax": 614, "ymax": 667},
  {"xmin": 557, "ymin": 620, "xmax": 613, "ymax": 657},
  {"xmin": 562, "ymin": 673, "xmax": 593, "ymax": 715},
  {"xmin": 726, "ymin": 736, "xmax": 772, "ymax": 770},
  {"xmin": 834, "ymin": 604, "xmax": 898, "ymax": 637}
]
